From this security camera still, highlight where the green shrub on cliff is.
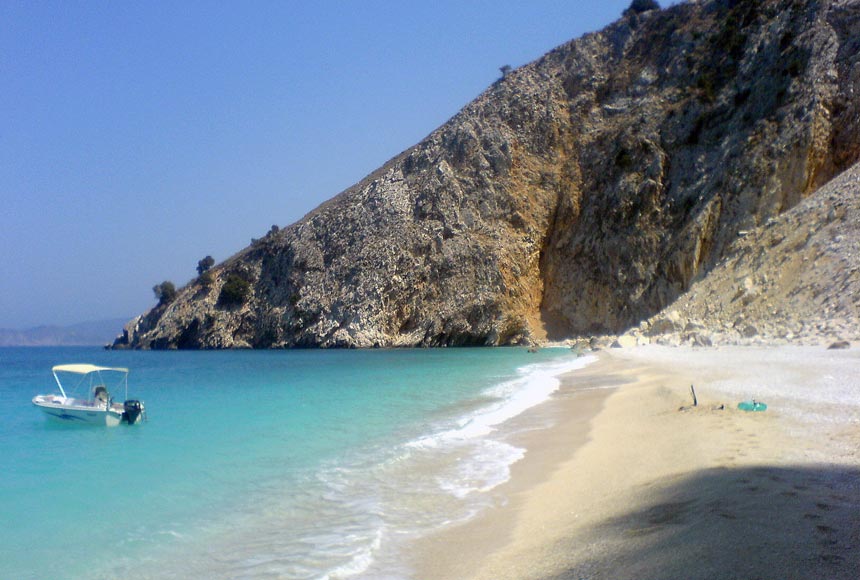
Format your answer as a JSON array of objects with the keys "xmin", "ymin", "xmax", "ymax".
[
  {"xmin": 625, "ymin": 0, "xmax": 660, "ymax": 16},
  {"xmin": 218, "ymin": 274, "xmax": 251, "ymax": 306},
  {"xmin": 197, "ymin": 255, "xmax": 215, "ymax": 276},
  {"xmin": 152, "ymin": 281, "xmax": 177, "ymax": 306}
]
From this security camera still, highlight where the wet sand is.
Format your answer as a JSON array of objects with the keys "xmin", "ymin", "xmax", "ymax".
[{"xmin": 413, "ymin": 345, "xmax": 860, "ymax": 579}]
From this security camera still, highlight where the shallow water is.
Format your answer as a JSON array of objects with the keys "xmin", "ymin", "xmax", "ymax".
[{"xmin": 0, "ymin": 346, "xmax": 590, "ymax": 579}]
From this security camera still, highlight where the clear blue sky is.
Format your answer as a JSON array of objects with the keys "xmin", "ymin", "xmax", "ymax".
[{"xmin": 1, "ymin": 0, "xmax": 672, "ymax": 329}]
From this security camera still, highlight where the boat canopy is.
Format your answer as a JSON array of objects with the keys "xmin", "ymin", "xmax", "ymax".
[
  {"xmin": 51, "ymin": 364, "xmax": 129, "ymax": 399},
  {"xmin": 52, "ymin": 364, "xmax": 129, "ymax": 375}
]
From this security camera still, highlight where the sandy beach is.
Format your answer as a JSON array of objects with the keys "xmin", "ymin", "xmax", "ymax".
[{"xmin": 414, "ymin": 345, "xmax": 860, "ymax": 579}]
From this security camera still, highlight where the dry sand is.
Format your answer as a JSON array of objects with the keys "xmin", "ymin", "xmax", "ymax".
[{"xmin": 413, "ymin": 345, "xmax": 860, "ymax": 580}]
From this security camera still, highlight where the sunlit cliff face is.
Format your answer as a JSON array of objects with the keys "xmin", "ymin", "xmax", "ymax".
[{"xmin": 115, "ymin": 0, "xmax": 860, "ymax": 350}]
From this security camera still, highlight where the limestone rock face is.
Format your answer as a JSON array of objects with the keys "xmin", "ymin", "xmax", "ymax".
[
  {"xmin": 642, "ymin": 160, "xmax": 860, "ymax": 346},
  {"xmin": 114, "ymin": 0, "xmax": 860, "ymax": 350}
]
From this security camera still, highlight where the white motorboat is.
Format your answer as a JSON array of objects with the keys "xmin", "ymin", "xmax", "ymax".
[{"xmin": 32, "ymin": 364, "xmax": 146, "ymax": 426}]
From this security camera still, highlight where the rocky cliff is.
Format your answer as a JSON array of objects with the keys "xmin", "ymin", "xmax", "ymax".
[
  {"xmin": 114, "ymin": 0, "xmax": 860, "ymax": 349},
  {"xmin": 621, "ymin": 159, "xmax": 860, "ymax": 347}
]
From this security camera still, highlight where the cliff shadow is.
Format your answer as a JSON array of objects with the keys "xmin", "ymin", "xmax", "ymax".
[{"xmin": 548, "ymin": 465, "xmax": 860, "ymax": 580}]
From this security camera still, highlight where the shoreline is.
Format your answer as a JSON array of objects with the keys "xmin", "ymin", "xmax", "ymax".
[
  {"xmin": 412, "ymin": 353, "xmax": 624, "ymax": 579},
  {"xmin": 412, "ymin": 345, "xmax": 860, "ymax": 579}
]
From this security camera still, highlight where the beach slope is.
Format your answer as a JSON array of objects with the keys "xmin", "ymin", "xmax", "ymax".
[{"xmin": 417, "ymin": 345, "xmax": 860, "ymax": 579}]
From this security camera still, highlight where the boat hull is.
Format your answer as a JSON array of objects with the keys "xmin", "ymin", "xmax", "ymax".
[{"xmin": 32, "ymin": 396, "xmax": 123, "ymax": 426}]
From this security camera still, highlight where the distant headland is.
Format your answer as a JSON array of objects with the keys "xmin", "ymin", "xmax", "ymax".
[{"xmin": 0, "ymin": 318, "xmax": 130, "ymax": 347}]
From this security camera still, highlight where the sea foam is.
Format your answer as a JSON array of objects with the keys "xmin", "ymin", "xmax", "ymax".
[
  {"xmin": 297, "ymin": 353, "xmax": 599, "ymax": 579},
  {"xmin": 407, "ymin": 354, "xmax": 596, "ymax": 449}
]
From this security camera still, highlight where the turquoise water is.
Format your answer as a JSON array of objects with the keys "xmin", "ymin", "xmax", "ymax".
[{"xmin": 0, "ymin": 346, "xmax": 589, "ymax": 579}]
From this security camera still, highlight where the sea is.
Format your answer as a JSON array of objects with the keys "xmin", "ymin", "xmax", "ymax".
[{"xmin": 0, "ymin": 346, "xmax": 593, "ymax": 579}]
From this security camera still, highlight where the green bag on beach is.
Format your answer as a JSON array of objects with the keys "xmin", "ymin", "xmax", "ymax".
[{"xmin": 738, "ymin": 400, "xmax": 767, "ymax": 412}]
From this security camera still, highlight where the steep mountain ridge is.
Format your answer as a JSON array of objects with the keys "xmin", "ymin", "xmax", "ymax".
[{"xmin": 114, "ymin": 0, "xmax": 860, "ymax": 349}]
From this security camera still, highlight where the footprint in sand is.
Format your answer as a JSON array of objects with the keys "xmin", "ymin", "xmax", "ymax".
[
  {"xmin": 644, "ymin": 500, "xmax": 695, "ymax": 525},
  {"xmin": 706, "ymin": 500, "xmax": 739, "ymax": 520},
  {"xmin": 818, "ymin": 553, "xmax": 844, "ymax": 564}
]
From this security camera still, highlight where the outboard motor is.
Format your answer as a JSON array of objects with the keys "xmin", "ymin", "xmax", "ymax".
[{"xmin": 122, "ymin": 400, "xmax": 146, "ymax": 424}]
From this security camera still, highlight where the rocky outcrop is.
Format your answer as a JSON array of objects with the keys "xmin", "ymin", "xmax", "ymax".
[
  {"xmin": 633, "ymin": 159, "xmax": 860, "ymax": 347},
  {"xmin": 114, "ymin": 0, "xmax": 860, "ymax": 349}
]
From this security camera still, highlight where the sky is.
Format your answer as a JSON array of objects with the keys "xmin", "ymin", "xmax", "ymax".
[{"xmin": 1, "ymin": 0, "xmax": 676, "ymax": 329}]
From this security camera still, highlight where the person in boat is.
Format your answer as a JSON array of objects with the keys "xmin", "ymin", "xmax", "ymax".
[{"xmin": 93, "ymin": 385, "xmax": 109, "ymax": 407}]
